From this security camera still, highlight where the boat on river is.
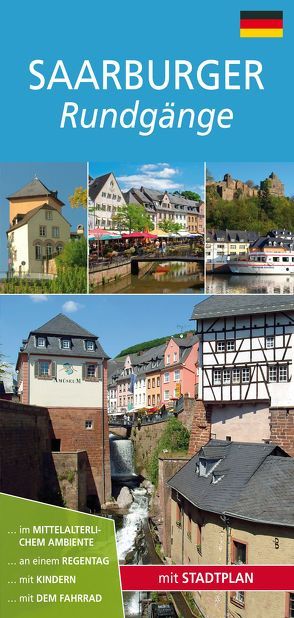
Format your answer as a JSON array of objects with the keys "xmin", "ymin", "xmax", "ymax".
[{"xmin": 228, "ymin": 229, "xmax": 294, "ymax": 275}]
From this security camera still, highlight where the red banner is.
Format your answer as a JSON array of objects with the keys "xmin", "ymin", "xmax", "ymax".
[{"xmin": 120, "ymin": 565, "xmax": 294, "ymax": 591}]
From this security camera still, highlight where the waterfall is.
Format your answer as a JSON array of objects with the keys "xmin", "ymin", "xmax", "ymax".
[
  {"xmin": 110, "ymin": 436, "xmax": 135, "ymax": 479},
  {"xmin": 116, "ymin": 487, "xmax": 149, "ymax": 561}
]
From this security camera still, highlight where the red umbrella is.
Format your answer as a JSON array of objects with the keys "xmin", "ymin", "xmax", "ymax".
[{"xmin": 91, "ymin": 227, "xmax": 108, "ymax": 238}]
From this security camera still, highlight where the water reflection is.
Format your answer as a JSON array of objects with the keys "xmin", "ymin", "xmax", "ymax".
[
  {"xmin": 207, "ymin": 273, "xmax": 294, "ymax": 295},
  {"xmin": 94, "ymin": 261, "xmax": 204, "ymax": 294}
]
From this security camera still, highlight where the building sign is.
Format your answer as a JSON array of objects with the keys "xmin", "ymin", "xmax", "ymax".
[{"xmin": 56, "ymin": 363, "xmax": 81, "ymax": 384}]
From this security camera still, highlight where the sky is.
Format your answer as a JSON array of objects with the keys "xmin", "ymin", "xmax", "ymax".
[
  {"xmin": 89, "ymin": 162, "xmax": 205, "ymax": 199},
  {"xmin": 207, "ymin": 163, "xmax": 294, "ymax": 197},
  {"xmin": 0, "ymin": 163, "xmax": 87, "ymax": 273},
  {"xmin": 0, "ymin": 294, "xmax": 208, "ymax": 370}
]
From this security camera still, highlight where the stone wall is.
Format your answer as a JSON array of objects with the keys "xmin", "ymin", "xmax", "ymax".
[
  {"xmin": 270, "ymin": 408, "xmax": 294, "ymax": 456},
  {"xmin": 48, "ymin": 405, "xmax": 111, "ymax": 508},
  {"xmin": 158, "ymin": 456, "xmax": 189, "ymax": 557},
  {"xmin": 131, "ymin": 421, "xmax": 167, "ymax": 476},
  {"xmin": 0, "ymin": 398, "xmax": 111, "ymax": 511},
  {"xmin": 188, "ymin": 400, "xmax": 211, "ymax": 455},
  {"xmin": 132, "ymin": 402, "xmax": 195, "ymax": 476},
  {"xmin": 52, "ymin": 451, "xmax": 88, "ymax": 511},
  {"xmin": 0, "ymin": 399, "xmax": 54, "ymax": 502}
]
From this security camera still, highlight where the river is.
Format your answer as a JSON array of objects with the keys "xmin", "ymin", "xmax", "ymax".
[
  {"xmin": 206, "ymin": 273, "xmax": 294, "ymax": 295},
  {"xmin": 93, "ymin": 261, "xmax": 204, "ymax": 294}
]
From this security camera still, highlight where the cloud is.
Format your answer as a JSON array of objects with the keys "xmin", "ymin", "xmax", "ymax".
[
  {"xmin": 118, "ymin": 163, "xmax": 182, "ymax": 192},
  {"xmin": 30, "ymin": 295, "xmax": 49, "ymax": 303},
  {"xmin": 62, "ymin": 301, "xmax": 84, "ymax": 314}
]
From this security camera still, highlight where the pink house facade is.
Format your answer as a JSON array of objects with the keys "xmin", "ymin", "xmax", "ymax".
[{"xmin": 160, "ymin": 335, "xmax": 198, "ymax": 404}]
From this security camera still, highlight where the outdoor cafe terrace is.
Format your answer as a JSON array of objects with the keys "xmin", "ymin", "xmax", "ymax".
[{"xmin": 89, "ymin": 228, "xmax": 203, "ymax": 272}]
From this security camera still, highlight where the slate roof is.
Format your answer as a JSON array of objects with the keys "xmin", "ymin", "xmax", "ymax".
[
  {"xmin": 191, "ymin": 295, "xmax": 294, "ymax": 320},
  {"xmin": 7, "ymin": 204, "xmax": 70, "ymax": 233},
  {"xmin": 123, "ymin": 188, "xmax": 153, "ymax": 206},
  {"xmin": 206, "ymin": 229, "xmax": 259, "ymax": 243},
  {"xmin": 7, "ymin": 178, "xmax": 64, "ymax": 205},
  {"xmin": 89, "ymin": 173, "xmax": 112, "ymax": 202},
  {"xmin": 18, "ymin": 314, "xmax": 109, "ymax": 360},
  {"xmin": 168, "ymin": 440, "xmax": 293, "ymax": 527}
]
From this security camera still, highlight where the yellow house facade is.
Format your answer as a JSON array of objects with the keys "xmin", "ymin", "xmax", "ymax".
[
  {"xmin": 168, "ymin": 440, "xmax": 294, "ymax": 618},
  {"xmin": 7, "ymin": 204, "xmax": 70, "ymax": 275},
  {"xmin": 7, "ymin": 176, "xmax": 64, "ymax": 225}
]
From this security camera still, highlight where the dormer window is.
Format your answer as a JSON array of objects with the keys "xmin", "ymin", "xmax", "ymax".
[
  {"xmin": 36, "ymin": 337, "xmax": 46, "ymax": 348},
  {"xmin": 198, "ymin": 457, "xmax": 221, "ymax": 478},
  {"xmin": 61, "ymin": 339, "xmax": 71, "ymax": 350},
  {"xmin": 85, "ymin": 340, "xmax": 95, "ymax": 351}
]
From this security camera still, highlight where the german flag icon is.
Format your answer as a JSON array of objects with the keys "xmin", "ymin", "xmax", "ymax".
[{"xmin": 240, "ymin": 11, "xmax": 283, "ymax": 37}]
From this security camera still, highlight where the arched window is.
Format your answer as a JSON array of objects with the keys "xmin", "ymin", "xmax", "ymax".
[
  {"xmin": 56, "ymin": 244, "xmax": 63, "ymax": 255},
  {"xmin": 46, "ymin": 244, "xmax": 53, "ymax": 258},
  {"xmin": 35, "ymin": 244, "xmax": 42, "ymax": 260}
]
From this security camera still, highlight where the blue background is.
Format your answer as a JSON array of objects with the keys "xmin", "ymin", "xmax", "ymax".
[{"xmin": 0, "ymin": 0, "xmax": 293, "ymax": 162}]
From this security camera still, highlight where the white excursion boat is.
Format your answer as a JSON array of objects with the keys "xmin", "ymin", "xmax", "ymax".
[
  {"xmin": 228, "ymin": 229, "xmax": 294, "ymax": 275},
  {"xmin": 228, "ymin": 251, "xmax": 294, "ymax": 275}
]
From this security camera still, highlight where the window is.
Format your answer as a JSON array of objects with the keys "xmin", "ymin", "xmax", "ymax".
[
  {"xmin": 265, "ymin": 336, "xmax": 274, "ymax": 349},
  {"xmin": 174, "ymin": 352, "xmax": 177, "ymax": 362},
  {"xmin": 37, "ymin": 337, "xmax": 46, "ymax": 348},
  {"xmin": 85, "ymin": 420, "xmax": 93, "ymax": 430},
  {"xmin": 232, "ymin": 368, "xmax": 240, "ymax": 384},
  {"xmin": 164, "ymin": 390, "xmax": 169, "ymax": 401},
  {"xmin": 216, "ymin": 341, "xmax": 225, "ymax": 352},
  {"xmin": 227, "ymin": 340, "xmax": 235, "ymax": 352},
  {"xmin": 45, "ymin": 210, "xmax": 53, "ymax": 220},
  {"xmin": 174, "ymin": 370, "xmax": 180, "ymax": 381},
  {"xmin": 35, "ymin": 360, "xmax": 51, "ymax": 378},
  {"xmin": 232, "ymin": 540, "xmax": 247, "ymax": 565},
  {"xmin": 84, "ymin": 363, "xmax": 100, "ymax": 381},
  {"xmin": 39, "ymin": 225, "xmax": 46, "ymax": 237},
  {"xmin": 35, "ymin": 244, "xmax": 42, "ymax": 260},
  {"xmin": 51, "ymin": 439, "xmax": 60, "ymax": 451},
  {"xmin": 288, "ymin": 593, "xmax": 294, "ymax": 618},
  {"xmin": 279, "ymin": 365, "xmax": 288, "ymax": 382},
  {"xmin": 148, "ymin": 379, "xmax": 151, "ymax": 388},
  {"xmin": 166, "ymin": 354, "xmax": 170, "ymax": 365},
  {"xmin": 152, "ymin": 394, "xmax": 155, "ymax": 405},
  {"xmin": 152, "ymin": 378, "xmax": 155, "ymax": 387},
  {"xmin": 213, "ymin": 369, "xmax": 222, "ymax": 385},
  {"xmin": 157, "ymin": 377, "xmax": 160, "ymax": 387},
  {"xmin": 52, "ymin": 226, "xmax": 60, "ymax": 238},
  {"xmin": 242, "ymin": 367, "xmax": 250, "ymax": 383},
  {"xmin": 223, "ymin": 369, "xmax": 231, "ymax": 384},
  {"xmin": 164, "ymin": 372, "xmax": 170, "ymax": 383},
  {"xmin": 85, "ymin": 340, "xmax": 95, "ymax": 351},
  {"xmin": 61, "ymin": 339, "xmax": 71, "ymax": 349},
  {"xmin": 56, "ymin": 244, "xmax": 63, "ymax": 254},
  {"xmin": 269, "ymin": 366, "xmax": 278, "ymax": 382},
  {"xmin": 46, "ymin": 245, "xmax": 53, "ymax": 258}
]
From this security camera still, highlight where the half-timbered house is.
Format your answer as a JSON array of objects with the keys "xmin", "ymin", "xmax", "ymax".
[{"xmin": 190, "ymin": 296, "xmax": 294, "ymax": 452}]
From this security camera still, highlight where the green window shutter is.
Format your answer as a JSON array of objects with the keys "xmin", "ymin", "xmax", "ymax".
[
  {"xmin": 34, "ymin": 361, "xmax": 39, "ymax": 377},
  {"xmin": 82, "ymin": 363, "xmax": 86, "ymax": 380}
]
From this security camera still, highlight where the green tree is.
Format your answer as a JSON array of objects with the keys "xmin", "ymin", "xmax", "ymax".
[
  {"xmin": 178, "ymin": 190, "xmax": 201, "ymax": 202},
  {"xmin": 258, "ymin": 179, "xmax": 274, "ymax": 217},
  {"xmin": 56, "ymin": 237, "xmax": 87, "ymax": 268},
  {"xmin": 112, "ymin": 203, "xmax": 154, "ymax": 232},
  {"xmin": 69, "ymin": 186, "xmax": 87, "ymax": 208},
  {"xmin": 148, "ymin": 417, "xmax": 190, "ymax": 486},
  {"xmin": 158, "ymin": 220, "xmax": 182, "ymax": 233}
]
